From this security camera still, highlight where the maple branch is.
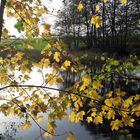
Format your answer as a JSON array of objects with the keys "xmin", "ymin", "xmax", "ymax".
[
  {"xmin": 27, "ymin": 112, "xmax": 67, "ymax": 137},
  {"xmin": 0, "ymin": 97, "xmax": 66, "ymax": 137},
  {"xmin": 0, "ymin": 84, "xmax": 134, "ymax": 113}
]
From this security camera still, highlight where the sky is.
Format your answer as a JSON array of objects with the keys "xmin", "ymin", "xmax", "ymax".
[{"xmin": 4, "ymin": 0, "xmax": 63, "ymax": 37}]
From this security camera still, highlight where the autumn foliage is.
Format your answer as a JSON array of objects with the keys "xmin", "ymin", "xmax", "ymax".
[{"xmin": 0, "ymin": 0, "xmax": 140, "ymax": 140}]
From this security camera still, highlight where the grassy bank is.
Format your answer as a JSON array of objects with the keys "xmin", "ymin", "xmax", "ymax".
[
  {"xmin": 0, "ymin": 37, "xmax": 57, "ymax": 51},
  {"xmin": 0, "ymin": 37, "xmax": 139, "ymax": 65}
]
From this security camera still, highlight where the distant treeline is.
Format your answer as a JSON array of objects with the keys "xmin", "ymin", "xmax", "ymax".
[{"xmin": 55, "ymin": 0, "xmax": 140, "ymax": 55}]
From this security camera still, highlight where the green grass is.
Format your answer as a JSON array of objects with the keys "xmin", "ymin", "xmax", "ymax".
[{"xmin": 0, "ymin": 37, "xmax": 57, "ymax": 51}]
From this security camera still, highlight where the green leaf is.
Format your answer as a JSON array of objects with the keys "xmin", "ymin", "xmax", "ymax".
[{"xmin": 14, "ymin": 19, "xmax": 24, "ymax": 33}]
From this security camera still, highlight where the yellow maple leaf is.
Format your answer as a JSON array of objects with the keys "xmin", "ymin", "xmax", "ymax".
[
  {"xmin": 55, "ymin": 76, "xmax": 64, "ymax": 83},
  {"xmin": 86, "ymin": 117, "xmax": 93, "ymax": 123},
  {"xmin": 110, "ymin": 119, "xmax": 123, "ymax": 130},
  {"xmin": 0, "ymin": 57, "xmax": 3, "ymax": 64},
  {"xmin": 67, "ymin": 133, "xmax": 76, "ymax": 140},
  {"xmin": 28, "ymin": 44, "xmax": 34, "ymax": 49},
  {"xmin": 107, "ymin": 91, "xmax": 113, "ymax": 97},
  {"xmin": 75, "ymin": 111, "xmax": 85, "ymax": 123},
  {"xmin": 123, "ymin": 97, "xmax": 133, "ymax": 108},
  {"xmin": 7, "ymin": 108, "xmax": 15, "ymax": 115},
  {"xmin": 69, "ymin": 111, "xmax": 75, "ymax": 122},
  {"xmin": 71, "ymin": 94, "xmax": 77, "ymax": 102},
  {"xmin": 15, "ymin": 52, "xmax": 24, "ymax": 60},
  {"xmin": 121, "ymin": 0, "xmax": 127, "ymax": 5},
  {"xmin": 54, "ymin": 52, "xmax": 61, "ymax": 62},
  {"xmin": 43, "ymin": 132, "xmax": 49, "ymax": 137},
  {"xmin": 43, "ymin": 132, "xmax": 53, "ymax": 138},
  {"xmin": 74, "ymin": 101, "xmax": 79, "ymax": 110},
  {"xmin": 105, "ymin": 98, "xmax": 113, "ymax": 107},
  {"xmin": 107, "ymin": 110, "xmax": 115, "ymax": 120},
  {"xmin": 41, "ymin": 43, "xmax": 52, "ymax": 54},
  {"xmin": 48, "ymin": 51, "xmax": 52, "ymax": 57},
  {"xmin": 102, "ymin": 105, "xmax": 110, "ymax": 112},
  {"xmin": 43, "ymin": 59, "xmax": 50, "ymax": 68},
  {"xmin": 115, "ymin": 88, "xmax": 126, "ymax": 97},
  {"xmin": 82, "ymin": 75, "xmax": 91, "ymax": 86},
  {"xmin": 92, "ymin": 81, "xmax": 103, "ymax": 89},
  {"xmin": 77, "ymin": 1, "xmax": 84, "ymax": 12},
  {"xmin": 134, "ymin": 94, "xmax": 140, "ymax": 101},
  {"xmin": 79, "ymin": 85, "xmax": 86, "ymax": 91},
  {"xmin": 64, "ymin": 60, "xmax": 71, "ymax": 67},
  {"xmin": 122, "ymin": 117, "xmax": 135, "ymax": 127},
  {"xmin": 20, "ymin": 121, "xmax": 32, "ymax": 129},
  {"xmin": 103, "ymin": 0, "xmax": 108, "ymax": 3},
  {"xmin": 47, "ymin": 122, "xmax": 56, "ymax": 130},
  {"xmin": 23, "ymin": 96, "xmax": 29, "ymax": 102},
  {"xmin": 71, "ymin": 66, "xmax": 78, "ymax": 72},
  {"xmin": 113, "ymin": 97, "xmax": 121, "ymax": 106},
  {"xmin": 96, "ymin": 5, "xmax": 100, "ymax": 11},
  {"xmin": 132, "ymin": 104, "xmax": 140, "ymax": 117},
  {"xmin": 37, "ymin": 116, "xmax": 44, "ymax": 123},
  {"xmin": 54, "ymin": 41, "xmax": 63, "ymax": 51},
  {"xmin": 45, "ymin": 43, "xmax": 51, "ymax": 49},
  {"xmin": 94, "ymin": 115, "xmax": 103, "ymax": 124},
  {"xmin": 91, "ymin": 108, "xmax": 97, "ymax": 117},
  {"xmin": 61, "ymin": 60, "xmax": 71, "ymax": 70},
  {"xmin": 91, "ymin": 15, "xmax": 102, "ymax": 28},
  {"xmin": 88, "ymin": 90, "xmax": 101, "ymax": 99}
]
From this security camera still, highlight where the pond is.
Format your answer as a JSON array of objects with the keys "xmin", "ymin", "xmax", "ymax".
[{"xmin": 0, "ymin": 67, "xmax": 139, "ymax": 140}]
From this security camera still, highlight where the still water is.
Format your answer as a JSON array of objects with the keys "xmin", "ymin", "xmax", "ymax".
[{"xmin": 0, "ymin": 67, "xmax": 138, "ymax": 140}]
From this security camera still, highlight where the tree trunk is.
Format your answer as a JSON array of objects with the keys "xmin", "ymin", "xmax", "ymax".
[
  {"xmin": 102, "ymin": 1, "xmax": 105, "ymax": 48},
  {"xmin": 0, "ymin": 0, "xmax": 6, "ymax": 42},
  {"xmin": 111, "ymin": 0, "xmax": 116, "ymax": 48}
]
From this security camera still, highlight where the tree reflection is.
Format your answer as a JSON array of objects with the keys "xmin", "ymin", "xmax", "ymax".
[{"xmin": 0, "ymin": 122, "xmax": 22, "ymax": 140}]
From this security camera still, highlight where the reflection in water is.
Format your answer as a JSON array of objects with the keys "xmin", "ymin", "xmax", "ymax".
[
  {"xmin": 61, "ymin": 68, "xmax": 140, "ymax": 140},
  {"xmin": 0, "ymin": 67, "xmax": 140, "ymax": 140},
  {"xmin": 1, "ymin": 122, "xmax": 22, "ymax": 140},
  {"xmin": 0, "ymin": 67, "xmax": 110, "ymax": 140}
]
